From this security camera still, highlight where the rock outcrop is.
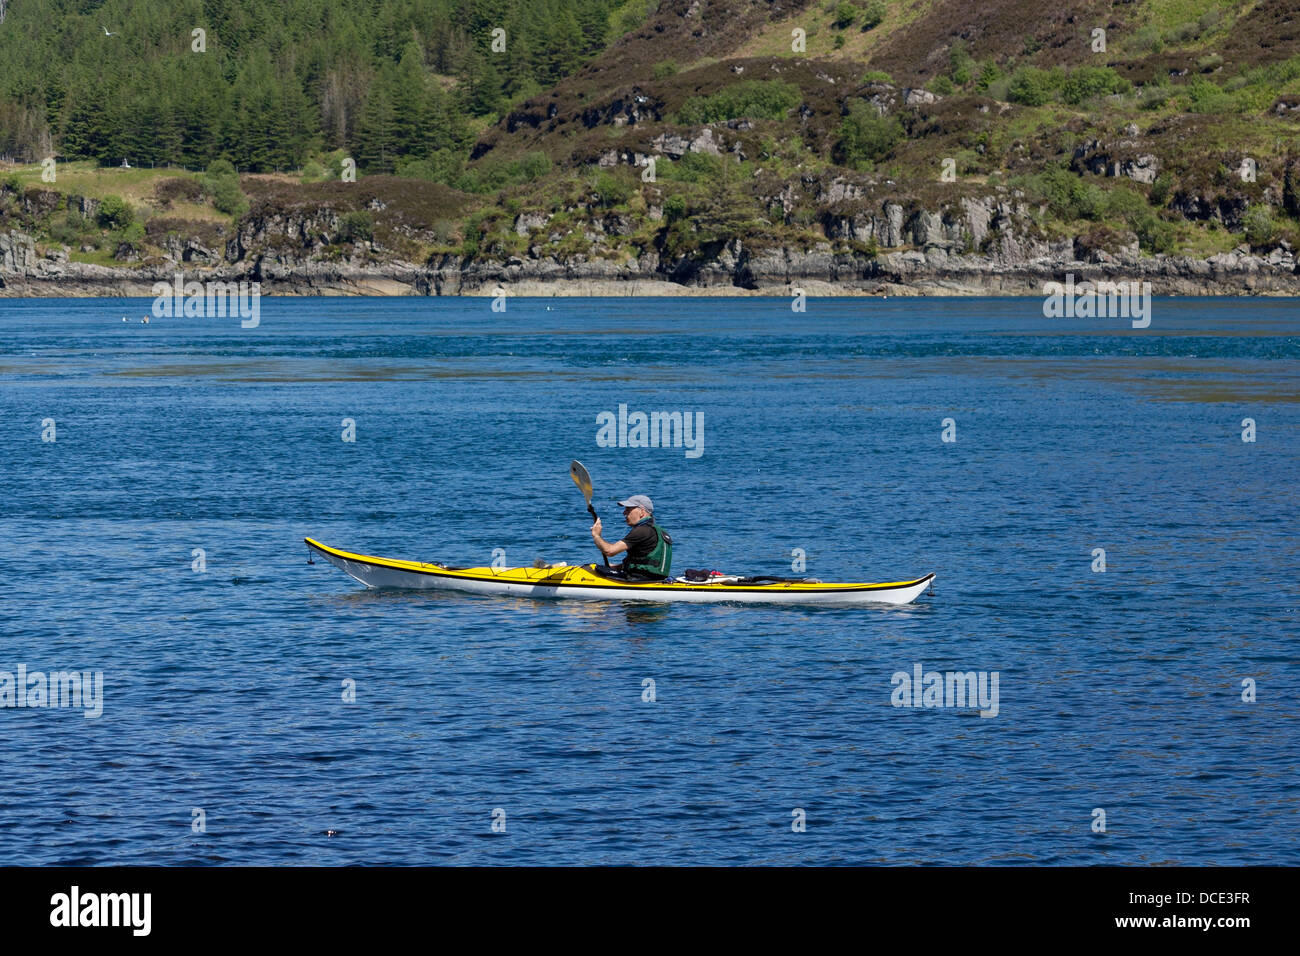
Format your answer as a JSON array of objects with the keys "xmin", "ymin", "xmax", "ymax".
[
  {"xmin": 0, "ymin": 229, "xmax": 38, "ymax": 275},
  {"xmin": 1074, "ymin": 138, "xmax": 1161, "ymax": 184},
  {"xmin": 4, "ymin": 186, "xmax": 1299, "ymax": 297}
]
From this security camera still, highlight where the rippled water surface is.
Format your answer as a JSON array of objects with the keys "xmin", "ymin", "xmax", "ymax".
[{"xmin": 0, "ymin": 296, "xmax": 1296, "ymax": 864}]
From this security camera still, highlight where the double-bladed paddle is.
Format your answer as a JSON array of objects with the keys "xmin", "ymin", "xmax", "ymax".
[{"xmin": 569, "ymin": 459, "xmax": 610, "ymax": 566}]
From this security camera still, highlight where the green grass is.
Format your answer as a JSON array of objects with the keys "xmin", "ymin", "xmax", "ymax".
[
  {"xmin": 3, "ymin": 161, "xmax": 195, "ymax": 205},
  {"xmin": 610, "ymin": 0, "xmax": 658, "ymax": 37},
  {"xmin": 731, "ymin": 0, "xmax": 939, "ymax": 60},
  {"xmin": 67, "ymin": 245, "xmax": 138, "ymax": 268},
  {"xmin": 1139, "ymin": 0, "xmax": 1239, "ymax": 32}
]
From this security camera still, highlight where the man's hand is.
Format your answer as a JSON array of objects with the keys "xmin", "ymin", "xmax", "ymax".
[{"xmin": 592, "ymin": 519, "xmax": 627, "ymax": 558}]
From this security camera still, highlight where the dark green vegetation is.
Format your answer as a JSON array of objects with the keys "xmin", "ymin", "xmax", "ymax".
[
  {"xmin": 834, "ymin": 103, "xmax": 904, "ymax": 171},
  {"xmin": 676, "ymin": 81, "xmax": 803, "ymax": 125},
  {"xmin": 2, "ymin": 0, "xmax": 1299, "ymax": 271},
  {"xmin": 0, "ymin": 0, "xmax": 621, "ymax": 170}
]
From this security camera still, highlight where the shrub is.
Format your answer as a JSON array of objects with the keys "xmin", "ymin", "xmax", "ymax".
[
  {"xmin": 1073, "ymin": 182, "xmax": 1106, "ymax": 220},
  {"xmin": 1104, "ymin": 186, "xmax": 1147, "ymax": 224},
  {"xmin": 861, "ymin": 0, "xmax": 886, "ymax": 31},
  {"xmin": 617, "ymin": 0, "xmax": 656, "ymax": 34},
  {"xmin": 1134, "ymin": 25, "xmax": 1164, "ymax": 53},
  {"xmin": 209, "ymin": 178, "xmax": 247, "ymax": 216},
  {"xmin": 1185, "ymin": 78, "xmax": 1241, "ymax": 115},
  {"xmin": 460, "ymin": 211, "xmax": 486, "ymax": 259},
  {"xmin": 663, "ymin": 195, "xmax": 687, "ymax": 222},
  {"xmin": 1062, "ymin": 66, "xmax": 1130, "ymax": 105},
  {"xmin": 202, "ymin": 159, "xmax": 247, "ymax": 216},
  {"xmin": 49, "ymin": 214, "xmax": 81, "ymax": 245},
  {"xmin": 1149, "ymin": 173, "xmax": 1173, "ymax": 207},
  {"xmin": 339, "ymin": 210, "xmax": 374, "ymax": 243},
  {"xmin": 1019, "ymin": 166, "xmax": 1071, "ymax": 217},
  {"xmin": 950, "ymin": 42, "xmax": 974, "ymax": 87},
  {"xmin": 1197, "ymin": 8, "xmax": 1223, "ymax": 35},
  {"xmin": 97, "ymin": 195, "xmax": 133, "ymax": 230},
  {"xmin": 1007, "ymin": 66, "xmax": 1063, "ymax": 106},
  {"xmin": 834, "ymin": 2, "xmax": 856, "ymax": 28},
  {"xmin": 975, "ymin": 61, "xmax": 1001, "ymax": 92},
  {"xmin": 1244, "ymin": 206, "xmax": 1276, "ymax": 245},
  {"xmin": 593, "ymin": 170, "xmax": 633, "ymax": 208},
  {"xmin": 1138, "ymin": 85, "xmax": 1172, "ymax": 111},
  {"xmin": 676, "ymin": 80, "xmax": 803, "ymax": 124},
  {"xmin": 862, "ymin": 69, "xmax": 893, "ymax": 85},
  {"xmin": 1167, "ymin": 20, "xmax": 1197, "ymax": 43},
  {"xmin": 300, "ymin": 161, "xmax": 326, "ymax": 183},
  {"xmin": 431, "ymin": 220, "xmax": 457, "ymax": 245},
  {"xmin": 453, "ymin": 151, "xmax": 551, "ymax": 192},
  {"xmin": 202, "ymin": 159, "xmax": 237, "ymax": 187},
  {"xmin": 1016, "ymin": 167, "xmax": 1146, "ymax": 223},
  {"xmin": 1133, "ymin": 212, "xmax": 1175, "ymax": 253},
  {"xmin": 396, "ymin": 148, "xmax": 464, "ymax": 185},
  {"xmin": 834, "ymin": 100, "xmax": 903, "ymax": 170},
  {"xmin": 519, "ymin": 151, "xmax": 551, "ymax": 180},
  {"xmin": 931, "ymin": 76, "xmax": 954, "ymax": 96}
]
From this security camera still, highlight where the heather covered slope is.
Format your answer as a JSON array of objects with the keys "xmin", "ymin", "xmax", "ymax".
[{"xmin": 1, "ymin": 0, "xmax": 1299, "ymax": 293}]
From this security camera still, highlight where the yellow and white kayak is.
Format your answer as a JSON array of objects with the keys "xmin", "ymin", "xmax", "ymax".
[{"xmin": 305, "ymin": 538, "xmax": 935, "ymax": 606}]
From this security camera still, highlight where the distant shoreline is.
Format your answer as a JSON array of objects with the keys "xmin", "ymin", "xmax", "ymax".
[
  {"xmin": 4, "ymin": 277, "xmax": 1299, "ymax": 298},
  {"xmin": 7, "ymin": 269, "xmax": 1300, "ymax": 299},
  {"xmin": 6, "ymin": 235, "xmax": 1298, "ymax": 298}
]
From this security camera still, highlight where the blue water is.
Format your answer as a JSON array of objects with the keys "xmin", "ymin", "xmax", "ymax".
[{"xmin": 0, "ymin": 296, "xmax": 1296, "ymax": 865}]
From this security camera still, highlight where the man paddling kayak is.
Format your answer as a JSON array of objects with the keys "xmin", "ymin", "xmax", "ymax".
[{"xmin": 591, "ymin": 494, "xmax": 673, "ymax": 579}]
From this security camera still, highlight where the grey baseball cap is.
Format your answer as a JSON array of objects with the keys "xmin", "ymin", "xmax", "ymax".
[{"xmin": 617, "ymin": 494, "xmax": 653, "ymax": 514}]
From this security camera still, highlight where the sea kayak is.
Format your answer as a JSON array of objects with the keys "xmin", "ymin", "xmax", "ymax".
[{"xmin": 305, "ymin": 538, "xmax": 935, "ymax": 606}]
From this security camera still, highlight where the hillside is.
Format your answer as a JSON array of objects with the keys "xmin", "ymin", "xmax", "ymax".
[{"xmin": 2, "ymin": 0, "xmax": 1299, "ymax": 294}]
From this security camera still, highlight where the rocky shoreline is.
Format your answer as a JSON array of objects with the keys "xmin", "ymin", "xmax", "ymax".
[
  {"xmin": 3, "ymin": 237, "xmax": 1297, "ymax": 298},
  {"xmin": 4, "ymin": 181, "xmax": 1299, "ymax": 297}
]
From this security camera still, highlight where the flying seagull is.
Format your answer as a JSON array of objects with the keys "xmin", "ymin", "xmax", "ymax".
[{"xmin": 102, "ymin": 27, "xmax": 118, "ymax": 37}]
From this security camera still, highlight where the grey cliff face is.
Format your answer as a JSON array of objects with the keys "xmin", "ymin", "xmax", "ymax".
[{"xmin": 4, "ymin": 188, "xmax": 1299, "ymax": 296}]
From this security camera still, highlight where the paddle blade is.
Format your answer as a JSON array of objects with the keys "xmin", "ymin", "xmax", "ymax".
[{"xmin": 569, "ymin": 460, "xmax": 594, "ymax": 504}]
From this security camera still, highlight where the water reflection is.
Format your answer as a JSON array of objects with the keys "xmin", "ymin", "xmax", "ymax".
[
  {"xmin": 314, "ymin": 584, "xmax": 939, "ymax": 625},
  {"xmin": 620, "ymin": 603, "xmax": 673, "ymax": 626}
]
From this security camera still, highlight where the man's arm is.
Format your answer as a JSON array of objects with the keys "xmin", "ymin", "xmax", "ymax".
[{"xmin": 591, "ymin": 518, "xmax": 628, "ymax": 557}]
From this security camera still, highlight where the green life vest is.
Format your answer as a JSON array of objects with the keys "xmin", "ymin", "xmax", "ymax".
[{"xmin": 626, "ymin": 524, "xmax": 672, "ymax": 578}]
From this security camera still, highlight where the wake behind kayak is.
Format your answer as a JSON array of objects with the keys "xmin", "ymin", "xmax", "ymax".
[{"xmin": 305, "ymin": 538, "xmax": 934, "ymax": 607}]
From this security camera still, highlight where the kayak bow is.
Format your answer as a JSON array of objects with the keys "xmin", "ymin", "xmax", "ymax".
[{"xmin": 305, "ymin": 538, "xmax": 934, "ymax": 606}]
